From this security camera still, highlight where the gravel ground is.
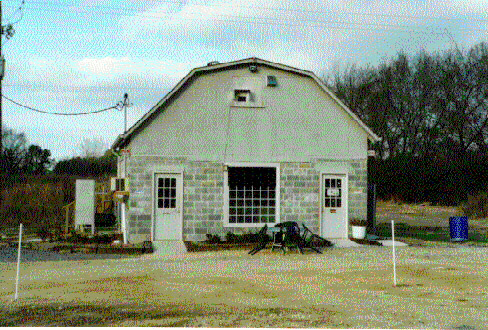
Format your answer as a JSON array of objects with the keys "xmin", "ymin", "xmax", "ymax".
[
  {"xmin": 1, "ymin": 246, "xmax": 487, "ymax": 328},
  {"xmin": 0, "ymin": 246, "xmax": 136, "ymax": 263}
]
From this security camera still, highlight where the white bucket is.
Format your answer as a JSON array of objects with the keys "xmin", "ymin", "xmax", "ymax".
[{"xmin": 352, "ymin": 226, "xmax": 366, "ymax": 239}]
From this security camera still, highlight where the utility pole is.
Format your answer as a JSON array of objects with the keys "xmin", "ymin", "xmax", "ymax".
[
  {"xmin": 123, "ymin": 93, "xmax": 129, "ymax": 133},
  {"xmin": 1, "ymin": 0, "xmax": 3, "ymax": 164},
  {"xmin": 0, "ymin": 0, "xmax": 18, "ymax": 164},
  {"xmin": 0, "ymin": 0, "xmax": 17, "ymax": 217},
  {"xmin": 117, "ymin": 93, "xmax": 130, "ymax": 244},
  {"xmin": 0, "ymin": 0, "xmax": 4, "ymax": 210}
]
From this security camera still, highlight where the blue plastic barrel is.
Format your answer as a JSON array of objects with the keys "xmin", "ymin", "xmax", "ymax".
[{"xmin": 449, "ymin": 216, "xmax": 468, "ymax": 242}]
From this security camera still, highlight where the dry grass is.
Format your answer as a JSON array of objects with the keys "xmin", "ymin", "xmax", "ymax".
[{"xmin": 1, "ymin": 248, "xmax": 488, "ymax": 328}]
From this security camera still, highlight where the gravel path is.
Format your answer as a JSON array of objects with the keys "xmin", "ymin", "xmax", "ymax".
[
  {"xmin": 0, "ymin": 247, "xmax": 134, "ymax": 263},
  {"xmin": 1, "ymin": 247, "xmax": 487, "ymax": 328}
]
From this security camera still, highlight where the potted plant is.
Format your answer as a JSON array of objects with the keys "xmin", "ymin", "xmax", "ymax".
[{"xmin": 350, "ymin": 218, "xmax": 367, "ymax": 239}]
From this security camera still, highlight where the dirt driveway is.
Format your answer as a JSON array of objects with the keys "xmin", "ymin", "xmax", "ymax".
[{"xmin": 1, "ymin": 246, "xmax": 487, "ymax": 328}]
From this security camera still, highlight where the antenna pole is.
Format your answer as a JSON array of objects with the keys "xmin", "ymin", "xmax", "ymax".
[{"xmin": 123, "ymin": 93, "xmax": 128, "ymax": 133}]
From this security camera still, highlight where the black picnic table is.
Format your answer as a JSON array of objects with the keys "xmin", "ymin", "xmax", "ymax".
[{"xmin": 248, "ymin": 221, "xmax": 333, "ymax": 255}]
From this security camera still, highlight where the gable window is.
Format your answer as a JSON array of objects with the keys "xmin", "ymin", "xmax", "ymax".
[
  {"xmin": 234, "ymin": 89, "xmax": 251, "ymax": 102},
  {"xmin": 225, "ymin": 165, "xmax": 280, "ymax": 226}
]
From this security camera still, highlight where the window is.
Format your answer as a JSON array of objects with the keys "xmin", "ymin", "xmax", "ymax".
[
  {"xmin": 157, "ymin": 177, "xmax": 177, "ymax": 209},
  {"xmin": 324, "ymin": 178, "xmax": 342, "ymax": 208},
  {"xmin": 234, "ymin": 89, "xmax": 251, "ymax": 102},
  {"xmin": 227, "ymin": 166, "xmax": 277, "ymax": 225}
]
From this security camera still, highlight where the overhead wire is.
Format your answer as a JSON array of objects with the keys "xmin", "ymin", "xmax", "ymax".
[
  {"xmin": 2, "ymin": 83, "xmax": 167, "ymax": 90},
  {"xmin": 12, "ymin": 0, "xmax": 488, "ymax": 24},
  {"xmin": 3, "ymin": 0, "xmax": 483, "ymax": 35},
  {"xmin": 5, "ymin": 0, "xmax": 25, "ymax": 24},
  {"xmin": 2, "ymin": 95, "xmax": 121, "ymax": 116},
  {"xmin": 3, "ymin": 3, "xmax": 447, "ymax": 35}
]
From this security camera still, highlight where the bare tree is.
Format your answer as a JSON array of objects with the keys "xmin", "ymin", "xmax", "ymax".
[
  {"xmin": 327, "ymin": 43, "xmax": 488, "ymax": 159},
  {"xmin": 0, "ymin": 127, "xmax": 53, "ymax": 175},
  {"xmin": 80, "ymin": 137, "xmax": 107, "ymax": 158},
  {"xmin": 434, "ymin": 43, "xmax": 488, "ymax": 157}
]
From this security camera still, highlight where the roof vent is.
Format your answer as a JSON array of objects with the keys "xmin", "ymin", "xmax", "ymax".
[
  {"xmin": 267, "ymin": 75, "xmax": 277, "ymax": 87},
  {"xmin": 207, "ymin": 61, "xmax": 220, "ymax": 66}
]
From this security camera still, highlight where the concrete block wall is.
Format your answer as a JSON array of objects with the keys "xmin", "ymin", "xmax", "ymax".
[
  {"xmin": 280, "ymin": 162, "xmax": 321, "ymax": 233},
  {"xmin": 125, "ymin": 157, "xmax": 368, "ymax": 243},
  {"xmin": 126, "ymin": 156, "xmax": 185, "ymax": 243},
  {"xmin": 347, "ymin": 159, "xmax": 368, "ymax": 221},
  {"xmin": 181, "ymin": 161, "xmax": 225, "ymax": 241},
  {"xmin": 126, "ymin": 156, "xmax": 226, "ymax": 242}
]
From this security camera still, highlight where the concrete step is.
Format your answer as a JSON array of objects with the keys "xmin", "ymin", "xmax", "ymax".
[
  {"xmin": 151, "ymin": 240, "xmax": 187, "ymax": 255},
  {"xmin": 378, "ymin": 240, "xmax": 408, "ymax": 247},
  {"xmin": 328, "ymin": 239, "xmax": 409, "ymax": 247},
  {"xmin": 328, "ymin": 239, "xmax": 362, "ymax": 247}
]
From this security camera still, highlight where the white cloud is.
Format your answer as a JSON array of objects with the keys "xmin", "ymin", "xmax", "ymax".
[
  {"xmin": 74, "ymin": 56, "xmax": 193, "ymax": 82},
  {"xmin": 117, "ymin": 0, "xmax": 465, "ymax": 73},
  {"xmin": 8, "ymin": 55, "xmax": 192, "ymax": 91},
  {"xmin": 449, "ymin": 0, "xmax": 488, "ymax": 15},
  {"xmin": 75, "ymin": 56, "xmax": 133, "ymax": 76}
]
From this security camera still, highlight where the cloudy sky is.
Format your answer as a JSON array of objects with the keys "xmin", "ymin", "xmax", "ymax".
[{"xmin": 2, "ymin": 0, "xmax": 487, "ymax": 161}]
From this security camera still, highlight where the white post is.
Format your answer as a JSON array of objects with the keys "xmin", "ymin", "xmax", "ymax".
[
  {"xmin": 391, "ymin": 220, "xmax": 397, "ymax": 287},
  {"xmin": 119, "ymin": 151, "xmax": 128, "ymax": 245},
  {"xmin": 14, "ymin": 223, "xmax": 23, "ymax": 301},
  {"xmin": 121, "ymin": 202, "xmax": 127, "ymax": 244}
]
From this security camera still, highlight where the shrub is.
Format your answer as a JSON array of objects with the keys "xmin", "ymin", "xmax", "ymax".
[
  {"xmin": 350, "ymin": 218, "xmax": 367, "ymax": 226},
  {"xmin": 205, "ymin": 234, "xmax": 221, "ymax": 244},
  {"xmin": 94, "ymin": 234, "xmax": 115, "ymax": 244},
  {"xmin": 225, "ymin": 232, "xmax": 239, "ymax": 243},
  {"xmin": 36, "ymin": 227, "xmax": 51, "ymax": 241},
  {"xmin": 225, "ymin": 231, "xmax": 269, "ymax": 244},
  {"xmin": 460, "ymin": 192, "xmax": 488, "ymax": 218}
]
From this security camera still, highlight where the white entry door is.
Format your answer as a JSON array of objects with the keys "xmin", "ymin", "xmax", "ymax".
[
  {"xmin": 320, "ymin": 174, "xmax": 348, "ymax": 238},
  {"xmin": 153, "ymin": 173, "xmax": 183, "ymax": 240}
]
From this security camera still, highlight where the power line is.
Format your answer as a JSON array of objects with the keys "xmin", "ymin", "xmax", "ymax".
[
  {"xmin": 2, "ymin": 95, "xmax": 121, "ymax": 115},
  {"xmin": 4, "ymin": 3, "xmax": 451, "ymax": 36},
  {"xmin": 5, "ymin": 0, "xmax": 482, "ymax": 35},
  {"xmin": 14, "ymin": 0, "xmax": 488, "ymax": 24},
  {"xmin": 3, "ymin": 83, "xmax": 168, "ymax": 90},
  {"xmin": 6, "ymin": 0, "xmax": 25, "ymax": 25}
]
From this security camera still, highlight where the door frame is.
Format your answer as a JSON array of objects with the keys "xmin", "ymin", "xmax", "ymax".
[
  {"xmin": 151, "ymin": 170, "xmax": 184, "ymax": 241},
  {"xmin": 319, "ymin": 172, "xmax": 349, "ymax": 238}
]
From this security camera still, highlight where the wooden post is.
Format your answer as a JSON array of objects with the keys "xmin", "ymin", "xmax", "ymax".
[{"xmin": 64, "ymin": 204, "xmax": 69, "ymax": 236}]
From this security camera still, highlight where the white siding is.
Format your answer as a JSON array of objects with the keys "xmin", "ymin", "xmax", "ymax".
[{"xmin": 128, "ymin": 66, "xmax": 368, "ymax": 162}]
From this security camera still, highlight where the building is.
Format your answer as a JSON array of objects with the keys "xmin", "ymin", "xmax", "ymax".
[{"xmin": 111, "ymin": 58, "xmax": 380, "ymax": 244}]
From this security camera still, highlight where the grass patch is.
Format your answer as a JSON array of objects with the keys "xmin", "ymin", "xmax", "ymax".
[{"xmin": 375, "ymin": 222, "xmax": 488, "ymax": 243}]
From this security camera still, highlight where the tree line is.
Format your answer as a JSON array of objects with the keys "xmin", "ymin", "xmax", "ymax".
[
  {"xmin": 0, "ymin": 129, "xmax": 116, "ymax": 232},
  {"xmin": 328, "ymin": 42, "xmax": 488, "ymax": 204},
  {"xmin": 1, "ymin": 128, "xmax": 116, "ymax": 178},
  {"xmin": 2, "ymin": 43, "xmax": 488, "ymax": 211}
]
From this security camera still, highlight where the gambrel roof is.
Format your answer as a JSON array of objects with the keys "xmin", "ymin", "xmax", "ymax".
[{"xmin": 112, "ymin": 57, "xmax": 380, "ymax": 150}]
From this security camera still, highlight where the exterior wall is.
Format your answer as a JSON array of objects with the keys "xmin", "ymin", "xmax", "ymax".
[
  {"xmin": 125, "ymin": 155, "xmax": 368, "ymax": 243},
  {"xmin": 127, "ymin": 65, "xmax": 368, "ymax": 163},
  {"xmin": 347, "ymin": 159, "xmax": 368, "ymax": 221},
  {"xmin": 280, "ymin": 163, "xmax": 320, "ymax": 233},
  {"xmin": 126, "ymin": 156, "xmax": 226, "ymax": 243},
  {"xmin": 120, "ymin": 62, "xmax": 372, "ymax": 242}
]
